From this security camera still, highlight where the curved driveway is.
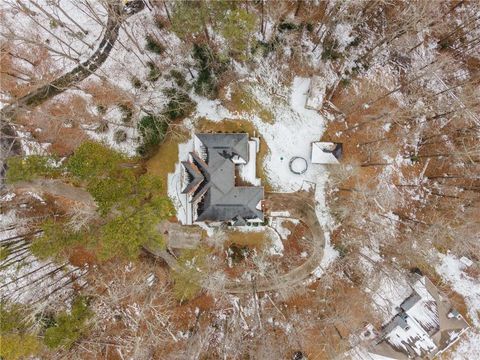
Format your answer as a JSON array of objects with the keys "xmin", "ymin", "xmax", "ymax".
[
  {"xmin": 219, "ymin": 191, "xmax": 325, "ymax": 293},
  {"xmin": 147, "ymin": 191, "xmax": 325, "ymax": 294}
]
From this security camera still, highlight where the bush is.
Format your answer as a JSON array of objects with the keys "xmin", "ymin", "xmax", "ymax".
[
  {"xmin": 97, "ymin": 175, "xmax": 172, "ymax": 260},
  {"xmin": 322, "ymin": 37, "xmax": 342, "ymax": 60},
  {"xmin": 31, "ymin": 171, "xmax": 172, "ymax": 261},
  {"xmin": 278, "ymin": 22, "xmax": 300, "ymax": 32},
  {"xmin": 348, "ymin": 37, "xmax": 361, "ymax": 48},
  {"xmin": 227, "ymin": 244, "xmax": 252, "ymax": 264},
  {"xmin": 66, "ymin": 141, "xmax": 125, "ymax": 180},
  {"xmin": 131, "ymin": 76, "xmax": 142, "ymax": 89},
  {"xmin": 137, "ymin": 114, "xmax": 169, "ymax": 155},
  {"xmin": 192, "ymin": 43, "xmax": 228, "ymax": 99},
  {"xmin": 118, "ymin": 103, "xmax": 133, "ymax": 123},
  {"xmin": 30, "ymin": 221, "xmax": 87, "ymax": 260},
  {"xmin": 86, "ymin": 169, "xmax": 136, "ymax": 215},
  {"xmin": 96, "ymin": 104, "xmax": 107, "ymax": 115},
  {"xmin": 0, "ymin": 302, "xmax": 41, "ymax": 360},
  {"xmin": 154, "ymin": 17, "xmax": 165, "ymax": 30},
  {"xmin": 0, "ymin": 334, "xmax": 40, "ymax": 360},
  {"xmin": 145, "ymin": 34, "xmax": 164, "ymax": 54},
  {"xmin": 43, "ymin": 297, "xmax": 92, "ymax": 349},
  {"xmin": 163, "ymin": 87, "xmax": 194, "ymax": 120},
  {"xmin": 146, "ymin": 61, "xmax": 161, "ymax": 82},
  {"xmin": 95, "ymin": 120, "xmax": 109, "ymax": 133},
  {"xmin": 169, "ymin": 69, "xmax": 187, "ymax": 88},
  {"xmin": 252, "ymin": 39, "xmax": 278, "ymax": 57},
  {"xmin": 6, "ymin": 155, "xmax": 61, "ymax": 183},
  {"xmin": 114, "ymin": 129, "xmax": 127, "ymax": 143},
  {"xmin": 340, "ymin": 77, "xmax": 351, "ymax": 88}
]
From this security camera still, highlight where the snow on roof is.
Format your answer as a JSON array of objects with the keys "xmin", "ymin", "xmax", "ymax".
[
  {"xmin": 385, "ymin": 316, "xmax": 437, "ymax": 356},
  {"xmin": 365, "ymin": 276, "xmax": 469, "ymax": 359},
  {"xmin": 238, "ymin": 140, "xmax": 261, "ymax": 186},
  {"xmin": 311, "ymin": 142, "xmax": 342, "ymax": 164}
]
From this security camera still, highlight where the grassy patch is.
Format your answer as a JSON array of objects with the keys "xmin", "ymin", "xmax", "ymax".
[
  {"xmin": 228, "ymin": 83, "xmax": 275, "ymax": 124},
  {"xmin": 146, "ymin": 128, "xmax": 190, "ymax": 196},
  {"xmin": 223, "ymin": 229, "xmax": 268, "ymax": 250},
  {"xmin": 172, "ymin": 246, "xmax": 211, "ymax": 302}
]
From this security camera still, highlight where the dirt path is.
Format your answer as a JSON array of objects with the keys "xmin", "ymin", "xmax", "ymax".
[
  {"xmin": 146, "ymin": 191, "xmax": 325, "ymax": 294},
  {"xmin": 0, "ymin": 1, "xmax": 131, "ymax": 185},
  {"xmin": 9, "ymin": 179, "xmax": 97, "ymax": 210}
]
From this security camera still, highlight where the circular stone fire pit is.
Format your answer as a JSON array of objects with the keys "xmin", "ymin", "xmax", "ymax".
[{"xmin": 289, "ymin": 156, "xmax": 308, "ymax": 175}]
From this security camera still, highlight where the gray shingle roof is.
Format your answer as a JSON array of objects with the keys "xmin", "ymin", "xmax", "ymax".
[{"xmin": 182, "ymin": 133, "xmax": 263, "ymax": 223}]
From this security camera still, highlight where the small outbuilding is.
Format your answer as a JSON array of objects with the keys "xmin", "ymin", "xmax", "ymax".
[
  {"xmin": 311, "ymin": 142, "xmax": 343, "ymax": 164},
  {"xmin": 305, "ymin": 76, "xmax": 326, "ymax": 111}
]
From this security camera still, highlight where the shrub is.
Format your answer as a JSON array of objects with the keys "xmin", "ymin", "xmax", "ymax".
[
  {"xmin": 0, "ymin": 302, "xmax": 41, "ymax": 360},
  {"xmin": 95, "ymin": 120, "xmax": 109, "ymax": 133},
  {"xmin": 43, "ymin": 297, "xmax": 92, "ymax": 349},
  {"xmin": 114, "ymin": 129, "xmax": 127, "ymax": 143},
  {"xmin": 49, "ymin": 19, "xmax": 59, "ymax": 29},
  {"xmin": 66, "ymin": 141, "xmax": 125, "ymax": 180},
  {"xmin": 118, "ymin": 103, "xmax": 133, "ymax": 123},
  {"xmin": 98, "ymin": 206, "xmax": 166, "ymax": 261},
  {"xmin": 30, "ymin": 221, "xmax": 87, "ymax": 260},
  {"xmin": 96, "ymin": 104, "xmax": 107, "ymax": 115},
  {"xmin": 86, "ymin": 169, "xmax": 136, "ymax": 215},
  {"xmin": 137, "ymin": 114, "xmax": 169, "ymax": 155},
  {"xmin": 6, "ymin": 155, "xmax": 61, "ymax": 183},
  {"xmin": 97, "ymin": 178, "xmax": 172, "ymax": 261},
  {"xmin": 278, "ymin": 21, "xmax": 300, "ymax": 32},
  {"xmin": 163, "ymin": 87, "xmax": 194, "ymax": 120},
  {"xmin": 252, "ymin": 39, "xmax": 278, "ymax": 57},
  {"xmin": 0, "ymin": 334, "xmax": 40, "ymax": 360},
  {"xmin": 322, "ymin": 37, "xmax": 342, "ymax": 60},
  {"xmin": 131, "ymin": 76, "xmax": 142, "ymax": 89},
  {"xmin": 154, "ymin": 16, "xmax": 165, "ymax": 30},
  {"xmin": 348, "ymin": 37, "xmax": 361, "ymax": 48},
  {"xmin": 146, "ymin": 61, "xmax": 161, "ymax": 82},
  {"xmin": 340, "ymin": 77, "xmax": 351, "ymax": 88},
  {"xmin": 227, "ymin": 244, "xmax": 252, "ymax": 264},
  {"xmin": 192, "ymin": 43, "xmax": 228, "ymax": 99},
  {"xmin": 169, "ymin": 69, "xmax": 187, "ymax": 88},
  {"xmin": 145, "ymin": 34, "xmax": 164, "ymax": 54}
]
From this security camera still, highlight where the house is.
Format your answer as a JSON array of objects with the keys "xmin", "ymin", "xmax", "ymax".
[
  {"xmin": 311, "ymin": 142, "xmax": 343, "ymax": 164},
  {"xmin": 346, "ymin": 276, "xmax": 469, "ymax": 360},
  {"xmin": 181, "ymin": 133, "xmax": 264, "ymax": 226}
]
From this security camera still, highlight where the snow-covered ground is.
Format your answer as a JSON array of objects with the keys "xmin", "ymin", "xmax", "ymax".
[
  {"xmin": 449, "ymin": 329, "xmax": 480, "ymax": 359},
  {"xmin": 436, "ymin": 253, "xmax": 480, "ymax": 327},
  {"xmin": 0, "ymin": 197, "xmax": 86, "ymax": 307}
]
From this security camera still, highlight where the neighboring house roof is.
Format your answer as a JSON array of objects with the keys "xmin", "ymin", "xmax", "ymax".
[
  {"xmin": 366, "ymin": 276, "xmax": 469, "ymax": 360},
  {"xmin": 311, "ymin": 142, "xmax": 343, "ymax": 164},
  {"xmin": 182, "ymin": 133, "xmax": 264, "ymax": 223}
]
